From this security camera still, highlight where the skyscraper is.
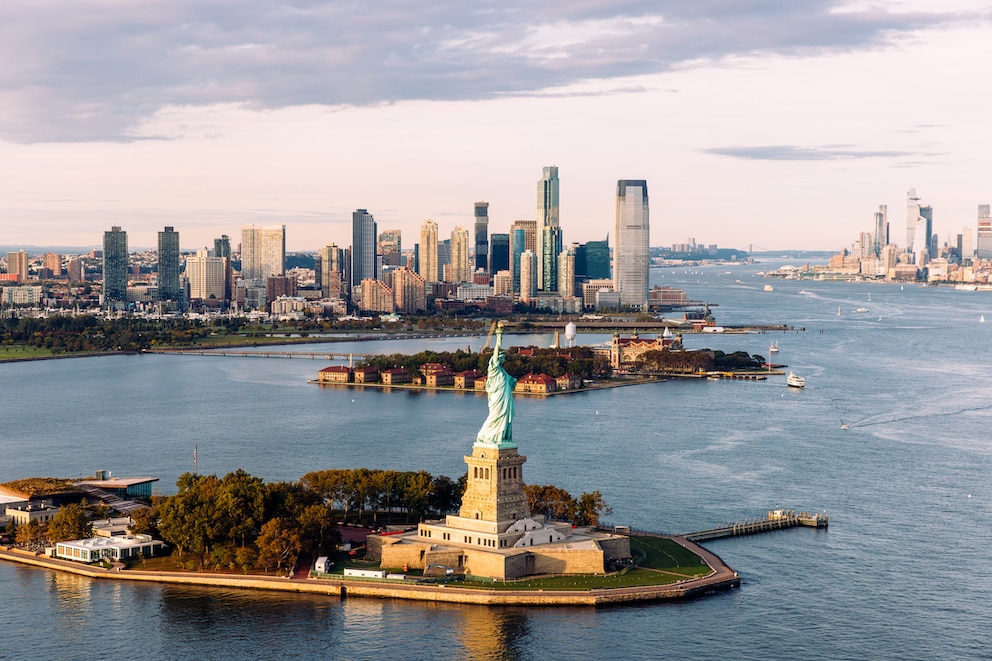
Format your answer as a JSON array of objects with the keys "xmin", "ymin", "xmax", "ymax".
[
  {"xmin": 906, "ymin": 189, "xmax": 922, "ymax": 253},
  {"xmin": 509, "ymin": 219, "xmax": 537, "ymax": 294},
  {"xmin": 241, "ymin": 225, "xmax": 285, "ymax": 281},
  {"xmin": 873, "ymin": 205, "xmax": 888, "ymax": 256},
  {"xmin": 378, "ymin": 229, "xmax": 402, "ymax": 266},
  {"xmin": 614, "ymin": 180, "xmax": 650, "ymax": 310},
  {"xmin": 450, "ymin": 226, "xmax": 471, "ymax": 283},
  {"xmin": 157, "ymin": 226, "xmax": 181, "ymax": 301},
  {"xmin": 185, "ymin": 249, "xmax": 226, "ymax": 300},
  {"xmin": 5, "ymin": 250, "xmax": 28, "ymax": 283},
  {"xmin": 976, "ymin": 205, "xmax": 992, "ymax": 260},
  {"xmin": 474, "ymin": 202, "xmax": 489, "ymax": 273},
  {"xmin": 419, "ymin": 219, "xmax": 439, "ymax": 283},
  {"xmin": 214, "ymin": 235, "xmax": 232, "ymax": 301},
  {"xmin": 318, "ymin": 244, "xmax": 345, "ymax": 299},
  {"xmin": 519, "ymin": 250, "xmax": 537, "ymax": 303},
  {"xmin": 102, "ymin": 226, "xmax": 128, "ymax": 308},
  {"xmin": 558, "ymin": 246, "xmax": 576, "ymax": 297},
  {"xmin": 351, "ymin": 209, "xmax": 377, "ymax": 289},
  {"xmin": 489, "ymin": 233, "xmax": 510, "ymax": 275},
  {"xmin": 536, "ymin": 166, "xmax": 560, "ymax": 290}
]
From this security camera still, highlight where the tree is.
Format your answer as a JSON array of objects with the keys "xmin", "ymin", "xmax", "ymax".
[
  {"xmin": 525, "ymin": 484, "xmax": 576, "ymax": 521},
  {"xmin": 15, "ymin": 519, "xmax": 42, "ymax": 545},
  {"xmin": 574, "ymin": 491, "xmax": 612, "ymax": 527},
  {"xmin": 158, "ymin": 473, "xmax": 222, "ymax": 567},
  {"xmin": 129, "ymin": 507, "xmax": 158, "ymax": 537},
  {"xmin": 256, "ymin": 518, "xmax": 302, "ymax": 574},
  {"xmin": 47, "ymin": 503, "xmax": 93, "ymax": 542}
]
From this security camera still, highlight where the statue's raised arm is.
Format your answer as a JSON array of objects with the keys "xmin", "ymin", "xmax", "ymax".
[{"xmin": 477, "ymin": 322, "xmax": 516, "ymax": 446}]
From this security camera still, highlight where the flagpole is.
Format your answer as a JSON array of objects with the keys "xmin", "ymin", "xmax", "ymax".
[{"xmin": 194, "ymin": 444, "xmax": 198, "ymax": 475}]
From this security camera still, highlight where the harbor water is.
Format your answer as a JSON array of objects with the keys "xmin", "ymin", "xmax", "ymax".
[{"xmin": 2, "ymin": 259, "xmax": 990, "ymax": 660}]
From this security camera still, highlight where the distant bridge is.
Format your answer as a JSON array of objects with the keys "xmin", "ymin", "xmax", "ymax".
[{"xmin": 145, "ymin": 349, "xmax": 374, "ymax": 361}]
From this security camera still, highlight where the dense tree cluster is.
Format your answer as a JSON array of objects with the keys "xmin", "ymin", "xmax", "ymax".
[
  {"xmin": 360, "ymin": 346, "xmax": 610, "ymax": 380},
  {"xmin": 525, "ymin": 485, "xmax": 612, "ymax": 526},
  {"xmin": 0, "ymin": 316, "xmax": 211, "ymax": 353},
  {"xmin": 639, "ymin": 348, "xmax": 764, "ymax": 373}
]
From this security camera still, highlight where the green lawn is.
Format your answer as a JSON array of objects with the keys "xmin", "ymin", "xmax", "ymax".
[
  {"xmin": 0, "ymin": 345, "xmax": 58, "ymax": 359},
  {"xmin": 631, "ymin": 536, "xmax": 710, "ymax": 573}
]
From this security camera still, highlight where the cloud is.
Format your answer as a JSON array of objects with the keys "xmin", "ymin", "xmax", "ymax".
[
  {"xmin": 703, "ymin": 144, "xmax": 930, "ymax": 161},
  {"xmin": 0, "ymin": 1, "xmax": 985, "ymax": 143}
]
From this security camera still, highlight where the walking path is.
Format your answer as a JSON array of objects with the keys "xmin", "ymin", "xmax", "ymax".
[{"xmin": 0, "ymin": 533, "xmax": 740, "ymax": 606}]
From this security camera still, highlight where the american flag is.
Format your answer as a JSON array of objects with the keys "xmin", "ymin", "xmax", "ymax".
[{"xmin": 193, "ymin": 445, "xmax": 198, "ymax": 465}]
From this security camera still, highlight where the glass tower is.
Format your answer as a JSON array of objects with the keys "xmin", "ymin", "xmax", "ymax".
[
  {"xmin": 536, "ymin": 166, "xmax": 559, "ymax": 289},
  {"xmin": 351, "ymin": 209, "xmax": 377, "ymax": 288},
  {"xmin": 474, "ymin": 202, "xmax": 489, "ymax": 273},
  {"xmin": 102, "ymin": 226, "xmax": 128, "ymax": 308},
  {"xmin": 614, "ymin": 180, "xmax": 650, "ymax": 310},
  {"xmin": 157, "ymin": 226, "xmax": 181, "ymax": 301}
]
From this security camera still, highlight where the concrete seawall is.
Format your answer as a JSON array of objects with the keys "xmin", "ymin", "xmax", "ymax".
[{"xmin": 0, "ymin": 538, "xmax": 739, "ymax": 606}]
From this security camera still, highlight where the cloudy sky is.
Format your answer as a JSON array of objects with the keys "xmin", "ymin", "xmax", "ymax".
[{"xmin": 1, "ymin": 0, "xmax": 990, "ymax": 252}]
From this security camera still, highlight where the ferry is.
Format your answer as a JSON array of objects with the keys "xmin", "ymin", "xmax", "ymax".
[
  {"xmin": 786, "ymin": 372, "xmax": 806, "ymax": 388},
  {"xmin": 769, "ymin": 341, "xmax": 779, "ymax": 354}
]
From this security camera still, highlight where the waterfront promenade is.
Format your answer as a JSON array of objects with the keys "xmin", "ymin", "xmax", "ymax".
[{"xmin": 0, "ymin": 534, "xmax": 739, "ymax": 606}]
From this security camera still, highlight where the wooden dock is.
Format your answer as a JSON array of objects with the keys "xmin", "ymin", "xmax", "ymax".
[{"xmin": 682, "ymin": 509, "xmax": 828, "ymax": 542}]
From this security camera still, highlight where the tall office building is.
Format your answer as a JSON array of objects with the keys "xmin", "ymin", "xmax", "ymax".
[
  {"xmin": 351, "ymin": 209, "xmax": 377, "ymax": 289},
  {"xmin": 419, "ymin": 219, "xmax": 439, "ymax": 283},
  {"xmin": 6, "ymin": 250, "xmax": 28, "ymax": 283},
  {"xmin": 67, "ymin": 258, "xmax": 83, "ymax": 282},
  {"xmin": 536, "ymin": 166, "xmax": 560, "ymax": 290},
  {"xmin": 976, "ymin": 205, "xmax": 992, "ymax": 259},
  {"xmin": 318, "ymin": 244, "xmax": 346, "ymax": 299},
  {"xmin": 509, "ymin": 220, "xmax": 537, "ymax": 294},
  {"xmin": 489, "ymin": 233, "xmax": 509, "ymax": 275},
  {"xmin": 450, "ymin": 226, "xmax": 471, "ymax": 283},
  {"xmin": 157, "ymin": 226, "xmax": 181, "ymax": 301},
  {"xmin": 43, "ymin": 253, "xmax": 62, "ymax": 277},
  {"xmin": 614, "ymin": 180, "xmax": 650, "ymax": 310},
  {"xmin": 474, "ymin": 202, "xmax": 489, "ymax": 273},
  {"xmin": 378, "ymin": 229, "xmax": 402, "ymax": 266},
  {"xmin": 583, "ymin": 237, "xmax": 611, "ymax": 279},
  {"xmin": 214, "ymin": 235, "xmax": 232, "ymax": 301},
  {"xmin": 241, "ymin": 225, "xmax": 285, "ymax": 281},
  {"xmin": 185, "ymin": 249, "xmax": 226, "ymax": 300},
  {"xmin": 102, "ymin": 226, "xmax": 128, "ymax": 307},
  {"xmin": 904, "ymin": 191, "xmax": 934, "ymax": 264},
  {"xmin": 519, "ymin": 250, "xmax": 537, "ymax": 303},
  {"xmin": 392, "ymin": 267, "xmax": 427, "ymax": 314},
  {"xmin": 558, "ymin": 246, "xmax": 576, "ymax": 297},
  {"xmin": 873, "ymin": 205, "xmax": 888, "ymax": 256}
]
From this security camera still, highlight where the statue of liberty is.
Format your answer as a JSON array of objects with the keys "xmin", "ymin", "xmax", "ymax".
[{"xmin": 477, "ymin": 322, "xmax": 516, "ymax": 446}]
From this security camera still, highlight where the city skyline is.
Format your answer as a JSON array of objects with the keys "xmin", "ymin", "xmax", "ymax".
[{"xmin": 1, "ymin": 2, "xmax": 991, "ymax": 250}]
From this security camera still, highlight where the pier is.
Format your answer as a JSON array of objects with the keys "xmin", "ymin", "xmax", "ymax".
[{"xmin": 681, "ymin": 509, "xmax": 828, "ymax": 542}]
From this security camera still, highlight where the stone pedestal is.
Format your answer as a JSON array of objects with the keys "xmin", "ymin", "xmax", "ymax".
[{"xmin": 454, "ymin": 444, "xmax": 530, "ymax": 531}]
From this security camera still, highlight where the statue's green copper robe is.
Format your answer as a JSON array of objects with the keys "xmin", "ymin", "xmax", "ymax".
[{"xmin": 477, "ymin": 328, "xmax": 516, "ymax": 446}]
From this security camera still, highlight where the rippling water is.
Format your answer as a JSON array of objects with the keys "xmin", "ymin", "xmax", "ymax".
[{"xmin": 2, "ymin": 260, "xmax": 990, "ymax": 660}]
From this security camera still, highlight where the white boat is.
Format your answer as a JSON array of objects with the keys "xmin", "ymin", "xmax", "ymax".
[
  {"xmin": 837, "ymin": 306, "xmax": 841, "ymax": 316},
  {"xmin": 769, "ymin": 341, "xmax": 779, "ymax": 354},
  {"xmin": 786, "ymin": 372, "xmax": 805, "ymax": 388},
  {"xmin": 981, "ymin": 315, "xmax": 986, "ymax": 323},
  {"xmin": 855, "ymin": 307, "xmax": 869, "ymax": 313},
  {"xmin": 763, "ymin": 284, "xmax": 775, "ymax": 292}
]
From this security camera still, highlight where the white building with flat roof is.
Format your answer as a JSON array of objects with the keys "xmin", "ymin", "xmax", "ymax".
[{"xmin": 55, "ymin": 535, "xmax": 164, "ymax": 563}]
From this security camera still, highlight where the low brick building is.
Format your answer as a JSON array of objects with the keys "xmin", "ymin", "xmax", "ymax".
[
  {"xmin": 381, "ymin": 367, "xmax": 412, "ymax": 384},
  {"xmin": 318, "ymin": 366, "xmax": 352, "ymax": 383},
  {"xmin": 515, "ymin": 373, "xmax": 557, "ymax": 394},
  {"xmin": 353, "ymin": 366, "xmax": 380, "ymax": 383}
]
